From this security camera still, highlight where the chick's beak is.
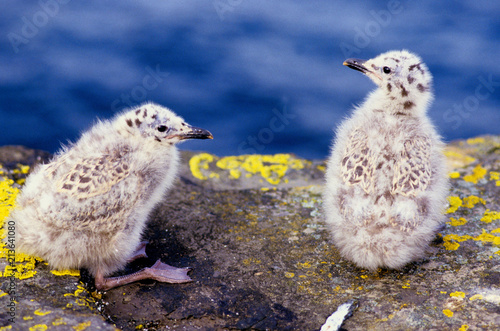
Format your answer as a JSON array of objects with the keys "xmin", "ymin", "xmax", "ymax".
[
  {"xmin": 174, "ymin": 125, "xmax": 213, "ymax": 140},
  {"xmin": 343, "ymin": 58, "xmax": 369, "ymax": 74}
]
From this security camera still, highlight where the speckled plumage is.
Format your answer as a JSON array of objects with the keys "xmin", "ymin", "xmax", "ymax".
[
  {"xmin": 8, "ymin": 102, "xmax": 213, "ymax": 289},
  {"xmin": 323, "ymin": 50, "xmax": 448, "ymax": 270}
]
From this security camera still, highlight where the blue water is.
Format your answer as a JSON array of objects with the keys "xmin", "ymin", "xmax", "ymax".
[{"xmin": 1, "ymin": 1, "xmax": 499, "ymax": 159}]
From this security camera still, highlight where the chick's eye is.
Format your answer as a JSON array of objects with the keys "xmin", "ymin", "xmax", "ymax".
[
  {"xmin": 157, "ymin": 125, "xmax": 167, "ymax": 132},
  {"xmin": 383, "ymin": 66, "xmax": 391, "ymax": 74}
]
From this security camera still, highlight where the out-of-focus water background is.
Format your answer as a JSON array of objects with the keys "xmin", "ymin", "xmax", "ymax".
[{"xmin": 1, "ymin": 1, "xmax": 499, "ymax": 159}]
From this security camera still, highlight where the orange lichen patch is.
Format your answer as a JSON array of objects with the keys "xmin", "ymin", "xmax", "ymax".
[
  {"xmin": 480, "ymin": 210, "xmax": 500, "ymax": 223},
  {"xmin": 446, "ymin": 196, "xmax": 462, "ymax": 214},
  {"xmin": 462, "ymin": 195, "xmax": 485, "ymax": 208},
  {"xmin": 463, "ymin": 164, "xmax": 487, "ymax": 184},
  {"xmin": 447, "ymin": 217, "xmax": 467, "ymax": 226}
]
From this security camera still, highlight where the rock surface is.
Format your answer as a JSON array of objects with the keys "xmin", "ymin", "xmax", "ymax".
[{"xmin": 1, "ymin": 136, "xmax": 499, "ymax": 330}]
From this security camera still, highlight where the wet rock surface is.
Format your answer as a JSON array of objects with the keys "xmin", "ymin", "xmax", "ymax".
[{"xmin": 1, "ymin": 136, "xmax": 499, "ymax": 330}]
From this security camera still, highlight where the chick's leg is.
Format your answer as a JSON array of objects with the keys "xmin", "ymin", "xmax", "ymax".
[
  {"xmin": 95, "ymin": 259, "xmax": 192, "ymax": 291},
  {"xmin": 126, "ymin": 241, "xmax": 149, "ymax": 262}
]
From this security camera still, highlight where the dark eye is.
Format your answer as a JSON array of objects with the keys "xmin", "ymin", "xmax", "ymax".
[
  {"xmin": 157, "ymin": 125, "xmax": 167, "ymax": 132},
  {"xmin": 383, "ymin": 66, "xmax": 391, "ymax": 74}
]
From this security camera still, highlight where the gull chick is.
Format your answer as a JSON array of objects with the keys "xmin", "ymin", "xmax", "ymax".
[
  {"xmin": 323, "ymin": 50, "xmax": 448, "ymax": 270},
  {"xmin": 8, "ymin": 102, "xmax": 213, "ymax": 290}
]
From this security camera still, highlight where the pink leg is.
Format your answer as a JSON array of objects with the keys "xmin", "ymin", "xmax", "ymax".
[
  {"xmin": 95, "ymin": 259, "xmax": 192, "ymax": 291},
  {"xmin": 127, "ymin": 241, "xmax": 148, "ymax": 262}
]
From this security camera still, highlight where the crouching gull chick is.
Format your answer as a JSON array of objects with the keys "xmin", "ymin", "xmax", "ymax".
[
  {"xmin": 7, "ymin": 102, "xmax": 213, "ymax": 290},
  {"xmin": 323, "ymin": 50, "xmax": 448, "ymax": 270}
]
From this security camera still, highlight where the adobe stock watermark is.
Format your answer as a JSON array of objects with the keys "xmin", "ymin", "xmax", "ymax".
[
  {"xmin": 111, "ymin": 65, "xmax": 170, "ymax": 112},
  {"xmin": 340, "ymin": 0, "xmax": 404, "ymax": 58},
  {"xmin": 237, "ymin": 104, "xmax": 296, "ymax": 154},
  {"xmin": 213, "ymin": 0, "xmax": 243, "ymax": 21},
  {"xmin": 443, "ymin": 74, "xmax": 499, "ymax": 130},
  {"xmin": 5, "ymin": 219, "xmax": 17, "ymax": 324},
  {"xmin": 7, "ymin": 0, "xmax": 72, "ymax": 54}
]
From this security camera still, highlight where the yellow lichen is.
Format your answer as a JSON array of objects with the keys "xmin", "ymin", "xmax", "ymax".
[
  {"xmin": 462, "ymin": 195, "xmax": 485, "ymax": 208},
  {"xmin": 473, "ymin": 229, "xmax": 500, "ymax": 246},
  {"xmin": 459, "ymin": 325, "xmax": 469, "ymax": 331},
  {"xmin": 189, "ymin": 153, "xmax": 214, "ymax": 180},
  {"xmin": 34, "ymin": 309, "xmax": 52, "ymax": 316},
  {"xmin": 284, "ymin": 272, "xmax": 295, "ymax": 278},
  {"xmin": 444, "ymin": 234, "xmax": 474, "ymax": 242},
  {"xmin": 52, "ymin": 318, "xmax": 66, "ymax": 326},
  {"xmin": 446, "ymin": 196, "xmax": 462, "ymax": 214},
  {"xmin": 12, "ymin": 165, "xmax": 30, "ymax": 175},
  {"xmin": 443, "ymin": 233, "xmax": 474, "ymax": 251},
  {"xmin": 466, "ymin": 137, "xmax": 485, "ymax": 145},
  {"xmin": 444, "ymin": 228, "xmax": 500, "ymax": 251},
  {"xmin": 443, "ymin": 241, "xmax": 460, "ymax": 250},
  {"xmin": 297, "ymin": 262, "xmax": 312, "ymax": 269},
  {"xmin": 442, "ymin": 309, "xmax": 454, "ymax": 317},
  {"xmin": 29, "ymin": 325, "xmax": 48, "ymax": 331},
  {"xmin": 443, "ymin": 150, "xmax": 476, "ymax": 166},
  {"xmin": 447, "ymin": 217, "xmax": 467, "ymax": 226},
  {"xmin": 463, "ymin": 164, "xmax": 487, "ymax": 184},
  {"xmin": 73, "ymin": 321, "xmax": 91, "ymax": 331},
  {"xmin": 449, "ymin": 172, "xmax": 461, "ymax": 179},
  {"xmin": 190, "ymin": 153, "xmax": 310, "ymax": 185},
  {"xmin": 51, "ymin": 269, "xmax": 80, "ymax": 277},
  {"xmin": 480, "ymin": 210, "xmax": 500, "ymax": 224},
  {"xmin": 242, "ymin": 258, "xmax": 261, "ymax": 265},
  {"xmin": 469, "ymin": 294, "xmax": 483, "ymax": 301},
  {"xmin": 0, "ymin": 175, "xmax": 44, "ymax": 280},
  {"xmin": 450, "ymin": 291, "xmax": 465, "ymax": 299},
  {"xmin": 489, "ymin": 171, "xmax": 500, "ymax": 186}
]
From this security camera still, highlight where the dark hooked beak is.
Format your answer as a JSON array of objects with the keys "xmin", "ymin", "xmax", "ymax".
[
  {"xmin": 174, "ymin": 126, "xmax": 213, "ymax": 140},
  {"xmin": 343, "ymin": 58, "xmax": 369, "ymax": 74}
]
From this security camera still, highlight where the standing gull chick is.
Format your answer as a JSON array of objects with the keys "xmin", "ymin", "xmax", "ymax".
[
  {"xmin": 323, "ymin": 50, "xmax": 448, "ymax": 270},
  {"xmin": 7, "ymin": 102, "xmax": 213, "ymax": 290}
]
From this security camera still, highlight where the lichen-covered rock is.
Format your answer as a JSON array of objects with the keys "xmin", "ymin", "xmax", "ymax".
[{"xmin": 1, "ymin": 136, "xmax": 499, "ymax": 330}]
